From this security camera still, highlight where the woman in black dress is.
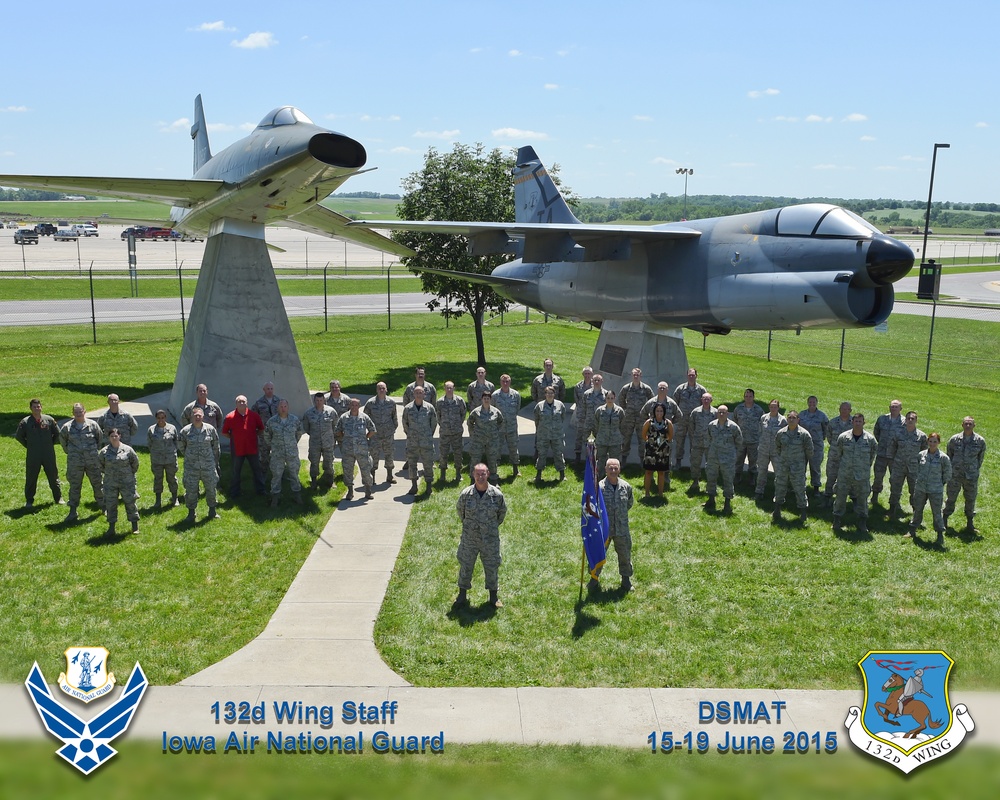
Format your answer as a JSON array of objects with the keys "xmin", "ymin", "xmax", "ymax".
[{"xmin": 641, "ymin": 402, "xmax": 673, "ymax": 498}]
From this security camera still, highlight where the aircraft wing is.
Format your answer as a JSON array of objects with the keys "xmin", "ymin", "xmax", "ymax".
[
  {"xmin": 284, "ymin": 205, "xmax": 415, "ymax": 259},
  {"xmin": 349, "ymin": 219, "xmax": 700, "ymax": 262},
  {"xmin": 0, "ymin": 174, "xmax": 222, "ymax": 207}
]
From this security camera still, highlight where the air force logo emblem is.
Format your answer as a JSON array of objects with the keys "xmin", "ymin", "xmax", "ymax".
[
  {"xmin": 845, "ymin": 650, "xmax": 975, "ymax": 773},
  {"xmin": 25, "ymin": 652, "xmax": 148, "ymax": 775},
  {"xmin": 59, "ymin": 646, "xmax": 115, "ymax": 702}
]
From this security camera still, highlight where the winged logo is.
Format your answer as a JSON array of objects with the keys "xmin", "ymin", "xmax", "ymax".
[{"xmin": 25, "ymin": 660, "xmax": 148, "ymax": 775}]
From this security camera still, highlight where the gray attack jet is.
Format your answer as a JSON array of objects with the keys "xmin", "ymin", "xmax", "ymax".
[
  {"xmin": 350, "ymin": 145, "xmax": 914, "ymax": 389},
  {"xmin": 353, "ymin": 145, "xmax": 913, "ymax": 335}
]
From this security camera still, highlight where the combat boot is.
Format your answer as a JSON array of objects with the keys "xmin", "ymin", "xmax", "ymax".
[
  {"xmin": 691, "ymin": 481, "xmax": 701, "ymax": 494},
  {"xmin": 942, "ymin": 512, "xmax": 950, "ymax": 528},
  {"xmin": 292, "ymin": 492, "xmax": 303, "ymax": 505},
  {"xmin": 754, "ymin": 492, "xmax": 764, "ymax": 504},
  {"xmin": 65, "ymin": 506, "xmax": 78, "ymax": 523},
  {"xmin": 406, "ymin": 480, "xmax": 418, "ymax": 496},
  {"xmin": 208, "ymin": 506, "xmax": 220, "ymax": 519},
  {"xmin": 723, "ymin": 498, "xmax": 732, "ymax": 515},
  {"xmin": 185, "ymin": 508, "xmax": 196, "ymax": 524},
  {"xmin": 383, "ymin": 469, "xmax": 395, "ymax": 485},
  {"xmin": 270, "ymin": 495, "xmax": 279, "ymax": 508},
  {"xmin": 512, "ymin": 465, "xmax": 519, "ymax": 478},
  {"xmin": 771, "ymin": 503, "xmax": 783, "ymax": 523},
  {"xmin": 364, "ymin": 485, "xmax": 373, "ymax": 500},
  {"xmin": 559, "ymin": 470, "xmax": 565, "ymax": 482},
  {"xmin": 870, "ymin": 491, "xmax": 880, "ymax": 507},
  {"xmin": 906, "ymin": 524, "xmax": 917, "ymax": 539},
  {"xmin": 704, "ymin": 496, "xmax": 716, "ymax": 511},
  {"xmin": 170, "ymin": 493, "xmax": 180, "ymax": 506},
  {"xmin": 534, "ymin": 470, "xmax": 542, "ymax": 484},
  {"xmin": 966, "ymin": 515, "xmax": 979, "ymax": 534},
  {"xmin": 346, "ymin": 486, "xmax": 355, "ymax": 501},
  {"xmin": 889, "ymin": 503, "xmax": 901, "ymax": 519},
  {"xmin": 621, "ymin": 577, "xmax": 632, "ymax": 592},
  {"xmin": 105, "ymin": 521, "xmax": 115, "ymax": 536},
  {"xmin": 832, "ymin": 515, "xmax": 843, "ymax": 533},
  {"xmin": 454, "ymin": 588, "xmax": 468, "ymax": 607},
  {"xmin": 489, "ymin": 590, "xmax": 503, "ymax": 609},
  {"xmin": 935, "ymin": 529, "xmax": 945, "ymax": 548},
  {"xmin": 857, "ymin": 517, "xmax": 869, "ymax": 535},
  {"xmin": 153, "ymin": 494, "xmax": 162, "ymax": 510},
  {"xmin": 799, "ymin": 506, "xmax": 808, "ymax": 524},
  {"xmin": 131, "ymin": 520, "xmax": 139, "ymax": 534}
]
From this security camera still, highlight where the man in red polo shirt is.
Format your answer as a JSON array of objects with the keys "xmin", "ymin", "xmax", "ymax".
[{"xmin": 221, "ymin": 395, "xmax": 266, "ymax": 497}]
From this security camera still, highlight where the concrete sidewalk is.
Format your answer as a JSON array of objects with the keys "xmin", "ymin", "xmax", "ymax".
[{"xmin": 4, "ymin": 399, "xmax": 999, "ymax": 749}]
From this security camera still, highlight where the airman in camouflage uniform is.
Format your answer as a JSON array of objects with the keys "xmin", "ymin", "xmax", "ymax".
[
  {"xmin": 772, "ymin": 411, "xmax": 813, "ymax": 524},
  {"xmin": 335, "ymin": 398, "xmax": 376, "ymax": 501},
  {"xmin": 402, "ymin": 386, "xmax": 438, "ymax": 495},
  {"xmin": 580, "ymin": 374, "xmax": 608, "ymax": 456},
  {"xmin": 871, "ymin": 399, "xmax": 904, "ymax": 505},
  {"xmin": 466, "ymin": 366, "xmax": 495, "ymax": 408},
  {"xmin": 594, "ymin": 390, "xmax": 625, "ymax": 477},
  {"xmin": 467, "ymin": 392, "xmax": 504, "ymax": 483},
  {"xmin": 454, "ymin": 463, "xmax": 507, "ymax": 609},
  {"xmin": 832, "ymin": 413, "xmax": 878, "ymax": 535},
  {"xmin": 618, "ymin": 368, "xmax": 654, "ymax": 466},
  {"xmin": 364, "ymin": 382, "xmax": 398, "ymax": 485},
  {"xmin": 705, "ymin": 406, "xmax": 743, "ymax": 513},
  {"xmin": 798, "ymin": 396, "xmax": 831, "ymax": 493},
  {"xmin": 531, "ymin": 359, "xmax": 565, "ymax": 402},
  {"xmin": 402, "ymin": 367, "xmax": 437, "ymax": 406},
  {"xmin": 492, "ymin": 375, "xmax": 522, "ymax": 476},
  {"xmin": 589, "ymin": 458, "xmax": 634, "ymax": 592},
  {"xmin": 672, "ymin": 368, "xmax": 707, "ymax": 470},
  {"xmin": 687, "ymin": 393, "xmax": 718, "ymax": 490},
  {"xmin": 887, "ymin": 411, "xmax": 928, "ymax": 517},
  {"xmin": 534, "ymin": 386, "xmax": 566, "ymax": 481},
  {"xmin": 180, "ymin": 384, "xmax": 225, "ymax": 430},
  {"xmin": 177, "ymin": 407, "xmax": 221, "ymax": 523},
  {"xmin": 944, "ymin": 416, "xmax": 987, "ymax": 533},
  {"xmin": 908, "ymin": 433, "xmax": 953, "ymax": 546},
  {"xmin": 98, "ymin": 429, "xmax": 140, "ymax": 534},
  {"xmin": 733, "ymin": 388, "xmax": 764, "ymax": 484},
  {"xmin": 435, "ymin": 381, "xmax": 467, "ymax": 482},
  {"xmin": 641, "ymin": 382, "xmax": 682, "ymax": 428},
  {"xmin": 302, "ymin": 392, "xmax": 339, "ymax": 488},
  {"xmin": 147, "ymin": 409, "xmax": 180, "ymax": 508},
  {"xmin": 59, "ymin": 403, "xmax": 104, "ymax": 522},
  {"xmin": 325, "ymin": 381, "xmax": 352, "ymax": 418},
  {"xmin": 98, "ymin": 393, "xmax": 138, "ymax": 445},
  {"xmin": 755, "ymin": 399, "xmax": 788, "ymax": 501},
  {"xmin": 572, "ymin": 366, "xmax": 594, "ymax": 463},
  {"xmin": 823, "ymin": 402, "xmax": 854, "ymax": 504},
  {"xmin": 252, "ymin": 382, "xmax": 281, "ymax": 472},
  {"xmin": 264, "ymin": 399, "xmax": 304, "ymax": 506}
]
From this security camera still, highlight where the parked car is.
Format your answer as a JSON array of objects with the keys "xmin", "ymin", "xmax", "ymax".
[
  {"xmin": 168, "ymin": 229, "xmax": 204, "ymax": 242},
  {"xmin": 121, "ymin": 226, "xmax": 149, "ymax": 240},
  {"xmin": 14, "ymin": 228, "xmax": 39, "ymax": 245},
  {"xmin": 72, "ymin": 224, "xmax": 99, "ymax": 237},
  {"xmin": 140, "ymin": 227, "xmax": 173, "ymax": 240},
  {"xmin": 54, "ymin": 229, "xmax": 79, "ymax": 242},
  {"xmin": 34, "ymin": 223, "xmax": 58, "ymax": 236}
]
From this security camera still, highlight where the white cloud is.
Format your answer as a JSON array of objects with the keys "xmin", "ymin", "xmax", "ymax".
[
  {"xmin": 1, "ymin": 105, "xmax": 28, "ymax": 112},
  {"xmin": 748, "ymin": 88, "xmax": 780, "ymax": 98},
  {"xmin": 158, "ymin": 117, "xmax": 190, "ymax": 133},
  {"xmin": 813, "ymin": 163, "xmax": 839, "ymax": 170},
  {"xmin": 391, "ymin": 146, "xmax": 418, "ymax": 154},
  {"xmin": 414, "ymin": 130, "xmax": 461, "ymax": 139},
  {"xmin": 860, "ymin": 135, "xmax": 876, "ymax": 141},
  {"xmin": 544, "ymin": 83, "xmax": 559, "ymax": 90},
  {"xmin": 207, "ymin": 123, "xmax": 237, "ymax": 133},
  {"xmin": 194, "ymin": 21, "xmax": 234, "ymax": 32},
  {"xmin": 652, "ymin": 157, "xmax": 677, "ymax": 166},
  {"xmin": 805, "ymin": 115, "xmax": 832, "ymax": 123},
  {"xmin": 360, "ymin": 114, "xmax": 401, "ymax": 122},
  {"xmin": 899, "ymin": 155, "xmax": 925, "ymax": 162},
  {"xmin": 232, "ymin": 32, "xmax": 277, "ymax": 49},
  {"xmin": 508, "ymin": 49, "xmax": 522, "ymax": 57},
  {"xmin": 633, "ymin": 115, "xmax": 653, "ymax": 122},
  {"xmin": 238, "ymin": 122, "xmax": 256, "ymax": 132},
  {"xmin": 876, "ymin": 165, "xmax": 900, "ymax": 171},
  {"xmin": 492, "ymin": 127, "xmax": 549, "ymax": 140},
  {"xmin": 774, "ymin": 115, "xmax": 799, "ymax": 123},
  {"xmin": 976, "ymin": 121, "xmax": 989, "ymax": 128}
]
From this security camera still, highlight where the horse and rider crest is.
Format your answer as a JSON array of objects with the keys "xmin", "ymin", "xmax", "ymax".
[{"xmin": 845, "ymin": 650, "xmax": 975, "ymax": 773}]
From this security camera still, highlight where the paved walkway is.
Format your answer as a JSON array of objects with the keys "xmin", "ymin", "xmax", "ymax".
[{"xmin": 4, "ymin": 397, "xmax": 999, "ymax": 749}]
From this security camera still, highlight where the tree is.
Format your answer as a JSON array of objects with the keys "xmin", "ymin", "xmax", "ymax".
[{"xmin": 395, "ymin": 143, "xmax": 516, "ymax": 366}]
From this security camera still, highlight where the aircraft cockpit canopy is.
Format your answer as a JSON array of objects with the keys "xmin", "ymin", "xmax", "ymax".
[
  {"xmin": 776, "ymin": 203, "xmax": 880, "ymax": 238},
  {"xmin": 256, "ymin": 107, "xmax": 315, "ymax": 129}
]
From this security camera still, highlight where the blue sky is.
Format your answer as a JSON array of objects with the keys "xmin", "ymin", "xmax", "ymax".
[{"xmin": 1, "ymin": 1, "xmax": 996, "ymax": 203}]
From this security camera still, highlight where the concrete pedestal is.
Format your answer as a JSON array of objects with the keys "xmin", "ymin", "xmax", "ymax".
[
  {"xmin": 591, "ymin": 321, "xmax": 689, "ymax": 390},
  {"xmin": 169, "ymin": 220, "xmax": 310, "ymax": 421}
]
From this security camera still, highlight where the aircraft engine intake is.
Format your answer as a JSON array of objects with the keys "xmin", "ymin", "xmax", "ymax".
[{"xmin": 308, "ymin": 133, "xmax": 367, "ymax": 169}]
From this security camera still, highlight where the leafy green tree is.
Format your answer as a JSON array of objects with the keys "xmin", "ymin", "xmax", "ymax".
[{"xmin": 395, "ymin": 143, "xmax": 516, "ymax": 366}]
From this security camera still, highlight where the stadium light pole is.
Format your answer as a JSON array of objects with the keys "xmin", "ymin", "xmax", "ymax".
[
  {"xmin": 923, "ymin": 143, "xmax": 949, "ymax": 381},
  {"xmin": 675, "ymin": 167, "xmax": 694, "ymax": 220}
]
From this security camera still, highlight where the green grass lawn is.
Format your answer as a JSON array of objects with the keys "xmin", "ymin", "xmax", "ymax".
[
  {"xmin": 1, "ymin": 313, "xmax": 997, "ymax": 691},
  {"xmin": 1, "ymin": 740, "xmax": 998, "ymax": 800},
  {"xmin": 0, "ymin": 274, "xmax": 422, "ymax": 301}
]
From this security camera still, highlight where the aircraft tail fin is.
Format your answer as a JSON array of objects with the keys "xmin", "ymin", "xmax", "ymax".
[
  {"xmin": 514, "ymin": 145, "xmax": 580, "ymax": 225},
  {"xmin": 191, "ymin": 94, "xmax": 212, "ymax": 174}
]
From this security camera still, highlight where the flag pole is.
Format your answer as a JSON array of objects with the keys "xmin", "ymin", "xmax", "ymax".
[{"xmin": 579, "ymin": 544, "xmax": 587, "ymax": 602}]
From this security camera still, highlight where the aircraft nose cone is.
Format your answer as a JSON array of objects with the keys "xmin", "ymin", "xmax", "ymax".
[{"xmin": 867, "ymin": 234, "xmax": 914, "ymax": 285}]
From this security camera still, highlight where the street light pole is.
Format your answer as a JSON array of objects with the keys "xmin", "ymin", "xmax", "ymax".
[
  {"xmin": 675, "ymin": 167, "xmax": 694, "ymax": 220},
  {"xmin": 922, "ymin": 143, "xmax": 949, "ymax": 382}
]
